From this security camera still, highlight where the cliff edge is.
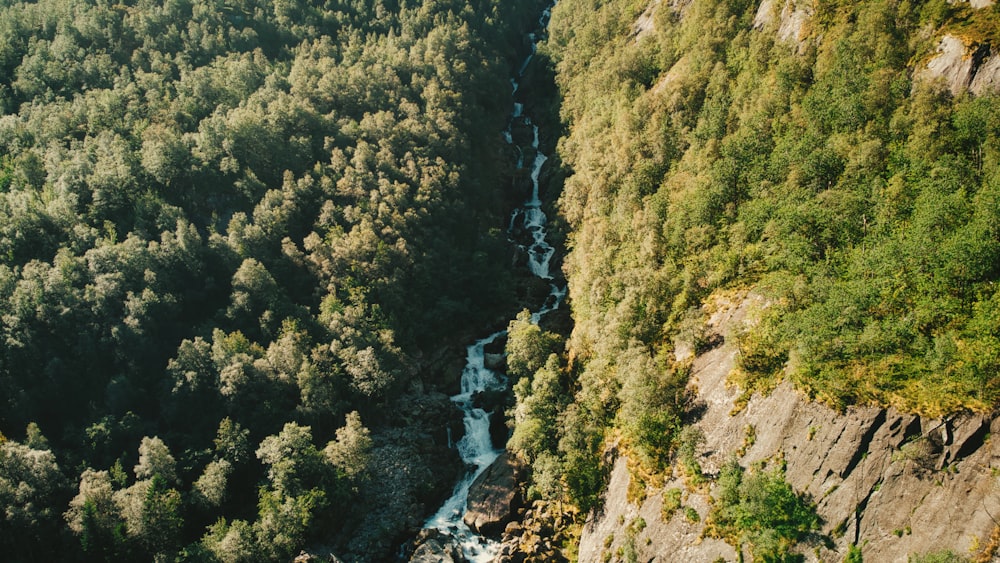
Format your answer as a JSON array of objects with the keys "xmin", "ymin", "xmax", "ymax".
[{"xmin": 580, "ymin": 292, "xmax": 1000, "ymax": 562}]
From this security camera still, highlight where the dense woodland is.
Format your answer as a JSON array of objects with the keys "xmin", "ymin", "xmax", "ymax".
[
  {"xmin": 0, "ymin": 0, "xmax": 550, "ymax": 560},
  {"xmin": 500, "ymin": 0, "xmax": 1000, "ymax": 557},
  {"xmin": 4, "ymin": 0, "xmax": 1000, "ymax": 560}
]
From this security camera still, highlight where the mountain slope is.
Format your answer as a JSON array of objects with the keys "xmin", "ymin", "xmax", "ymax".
[
  {"xmin": 579, "ymin": 292, "xmax": 1000, "ymax": 561},
  {"xmin": 499, "ymin": 0, "xmax": 1000, "ymax": 559}
]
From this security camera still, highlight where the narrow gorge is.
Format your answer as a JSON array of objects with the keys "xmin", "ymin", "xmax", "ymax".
[
  {"xmin": 407, "ymin": 3, "xmax": 565, "ymax": 561},
  {"xmin": 407, "ymin": 0, "xmax": 1000, "ymax": 561}
]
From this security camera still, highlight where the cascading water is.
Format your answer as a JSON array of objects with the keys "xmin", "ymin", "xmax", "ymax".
[
  {"xmin": 418, "ymin": 3, "xmax": 562, "ymax": 561},
  {"xmin": 422, "ymin": 329, "xmax": 508, "ymax": 562}
]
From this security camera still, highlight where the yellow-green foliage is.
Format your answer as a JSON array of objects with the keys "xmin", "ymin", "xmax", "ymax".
[
  {"xmin": 550, "ymin": 0, "xmax": 1000, "ymax": 418},
  {"xmin": 662, "ymin": 487, "xmax": 683, "ymax": 521}
]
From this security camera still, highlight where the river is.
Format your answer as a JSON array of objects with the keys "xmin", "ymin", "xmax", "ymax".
[{"xmin": 418, "ymin": 3, "xmax": 560, "ymax": 561}]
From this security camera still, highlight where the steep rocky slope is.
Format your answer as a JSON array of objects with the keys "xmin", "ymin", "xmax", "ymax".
[{"xmin": 579, "ymin": 292, "xmax": 1000, "ymax": 562}]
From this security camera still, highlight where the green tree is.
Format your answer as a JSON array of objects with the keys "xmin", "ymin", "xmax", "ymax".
[
  {"xmin": 213, "ymin": 417, "xmax": 251, "ymax": 465},
  {"xmin": 506, "ymin": 309, "xmax": 563, "ymax": 379},
  {"xmin": 133, "ymin": 436, "xmax": 178, "ymax": 485},
  {"xmin": 138, "ymin": 474, "xmax": 183, "ymax": 557},
  {"xmin": 66, "ymin": 469, "xmax": 118, "ymax": 540},
  {"xmin": 256, "ymin": 422, "xmax": 326, "ymax": 498},
  {"xmin": 0, "ymin": 440, "xmax": 70, "ymax": 559},
  {"xmin": 202, "ymin": 518, "xmax": 259, "ymax": 563},
  {"xmin": 324, "ymin": 411, "xmax": 372, "ymax": 480},
  {"xmin": 616, "ymin": 348, "xmax": 689, "ymax": 472},
  {"xmin": 509, "ymin": 354, "xmax": 566, "ymax": 461},
  {"xmin": 254, "ymin": 487, "xmax": 325, "ymax": 560},
  {"xmin": 193, "ymin": 459, "xmax": 232, "ymax": 508}
]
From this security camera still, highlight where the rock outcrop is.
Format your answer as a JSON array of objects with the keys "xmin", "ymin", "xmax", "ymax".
[
  {"xmin": 464, "ymin": 451, "xmax": 526, "ymax": 536},
  {"xmin": 633, "ymin": 0, "xmax": 695, "ymax": 42},
  {"xmin": 751, "ymin": 0, "xmax": 1000, "ymax": 96},
  {"xmin": 753, "ymin": 0, "xmax": 812, "ymax": 52},
  {"xmin": 495, "ymin": 501, "xmax": 574, "ymax": 563},
  {"xmin": 970, "ymin": 50, "xmax": 1000, "ymax": 95},
  {"xmin": 954, "ymin": 0, "xmax": 996, "ymax": 9},
  {"xmin": 578, "ymin": 292, "xmax": 1000, "ymax": 562},
  {"xmin": 632, "ymin": 0, "xmax": 659, "ymax": 41},
  {"xmin": 918, "ymin": 33, "xmax": 1000, "ymax": 97},
  {"xmin": 921, "ymin": 34, "xmax": 980, "ymax": 95}
]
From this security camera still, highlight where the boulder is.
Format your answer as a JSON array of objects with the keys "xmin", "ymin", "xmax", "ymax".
[
  {"xmin": 463, "ymin": 451, "xmax": 525, "ymax": 536},
  {"xmin": 484, "ymin": 352, "xmax": 506, "ymax": 371},
  {"xmin": 496, "ymin": 501, "xmax": 572, "ymax": 563},
  {"xmin": 489, "ymin": 406, "xmax": 510, "ymax": 450},
  {"xmin": 409, "ymin": 529, "xmax": 464, "ymax": 563},
  {"xmin": 483, "ymin": 335, "xmax": 507, "ymax": 356}
]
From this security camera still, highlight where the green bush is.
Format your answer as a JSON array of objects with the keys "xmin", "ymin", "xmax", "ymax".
[
  {"xmin": 709, "ymin": 460, "xmax": 820, "ymax": 561},
  {"xmin": 684, "ymin": 506, "xmax": 701, "ymax": 523},
  {"xmin": 662, "ymin": 488, "xmax": 683, "ymax": 521},
  {"xmin": 844, "ymin": 543, "xmax": 863, "ymax": 563},
  {"xmin": 909, "ymin": 550, "xmax": 969, "ymax": 563}
]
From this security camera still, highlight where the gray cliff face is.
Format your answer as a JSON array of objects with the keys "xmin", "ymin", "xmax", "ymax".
[
  {"xmin": 896, "ymin": 0, "xmax": 999, "ymax": 98},
  {"xmin": 579, "ymin": 293, "xmax": 1000, "ymax": 562},
  {"xmin": 957, "ymin": 0, "xmax": 996, "ymax": 9},
  {"xmin": 753, "ymin": 0, "xmax": 812, "ymax": 52},
  {"xmin": 919, "ymin": 34, "xmax": 984, "ymax": 96}
]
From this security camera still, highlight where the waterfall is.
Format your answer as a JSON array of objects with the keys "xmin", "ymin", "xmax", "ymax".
[{"xmin": 417, "ymin": 2, "xmax": 563, "ymax": 561}]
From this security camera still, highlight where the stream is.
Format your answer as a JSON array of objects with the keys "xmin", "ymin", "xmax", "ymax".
[{"xmin": 419, "ymin": 3, "xmax": 560, "ymax": 561}]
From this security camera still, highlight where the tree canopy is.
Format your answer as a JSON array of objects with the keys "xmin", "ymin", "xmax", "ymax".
[{"xmin": 0, "ymin": 0, "xmax": 548, "ymax": 559}]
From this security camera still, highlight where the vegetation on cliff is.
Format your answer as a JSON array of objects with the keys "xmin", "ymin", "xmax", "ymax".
[
  {"xmin": 707, "ymin": 460, "xmax": 820, "ymax": 561},
  {"xmin": 504, "ymin": 0, "xmax": 1000, "ymax": 547}
]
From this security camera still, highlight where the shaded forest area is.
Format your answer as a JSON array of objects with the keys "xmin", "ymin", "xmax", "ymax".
[{"xmin": 0, "ymin": 0, "xmax": 548, "ymax": 560}]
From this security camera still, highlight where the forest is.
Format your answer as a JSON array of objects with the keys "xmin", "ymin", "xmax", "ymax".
[{"xmin": 0, "ymin": 0, "xmax": 549, "ymax": 560}]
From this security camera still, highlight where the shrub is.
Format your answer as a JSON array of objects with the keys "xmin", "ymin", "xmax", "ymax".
[
  {"xmin": 685, "ymin": 506, "xmax": 701, "ymax": 523},
  {"xmin": 708, "ymin": 460, "xmax": 820, "ymax": 561},
  {"xmin": 662, "ymin": 488, "xmax": 683, "ymax": 521}
]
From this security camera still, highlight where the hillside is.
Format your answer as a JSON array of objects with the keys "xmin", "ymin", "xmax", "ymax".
[
  {"xmin": 494, "ymin": 0, "xmax": 1000, "ymax": 560},
  {"xmin": 578, "ymin": 292, "xmax": 1000, "ymax": 561}
]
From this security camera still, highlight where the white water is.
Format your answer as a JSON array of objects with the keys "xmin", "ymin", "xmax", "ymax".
[
  {"xmin": 423, "ymin": 331, "xmax": 508, "ymax": 563},
  {"xmin": 515, "ymin": 123, "xmax": 554, "ymax": 280},
  {"xmin": 420, "ymin": 3, "xmax": 563, "ymax": 561}
]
